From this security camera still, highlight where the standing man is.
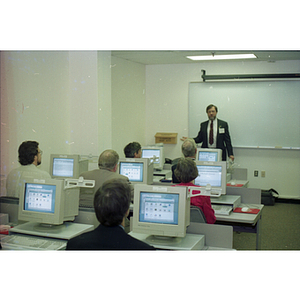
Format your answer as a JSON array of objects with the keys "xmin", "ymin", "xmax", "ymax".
[
  {"xmin": 6, "ymin": 141, "xmax": 51, "ymax": 197},
  {"xmin": 182, "ymin": 104, "xmax": 234, "ymax": 161}
]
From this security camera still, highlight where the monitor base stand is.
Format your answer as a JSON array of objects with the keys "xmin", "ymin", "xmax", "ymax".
[
  {"xmin": 129, "ymin": 232, "xmax": 205, "ymax": 250},
  {"xmin": 145, "ymin": 235, "xmax": 182, "ymax": 246},
  {"xmin": 32, "ymin": 223, "xmax": 66, "ymax": 234},
  {"xmin": 10, "ymin": 221, "xmax": 94, "ymax": 240}
]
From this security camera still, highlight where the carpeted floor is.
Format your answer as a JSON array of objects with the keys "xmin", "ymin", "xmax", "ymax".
[{"xmin": 233, "ymin": 202, "xmax": 300, "ymax": 250}]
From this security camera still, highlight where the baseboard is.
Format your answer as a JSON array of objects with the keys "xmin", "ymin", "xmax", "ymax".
[{"xmin": 275, "ymin": 198, "xmax": 300, "ymax": 204}]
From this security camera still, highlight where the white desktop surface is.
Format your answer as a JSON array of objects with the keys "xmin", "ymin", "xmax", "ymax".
[
  {"xmin": 10, "ymin": 221, "xmax": 94, "ymax": 240},
  {"xmin": 216, "ymin": 204, "xmax": 264, "ymax": 225},
  {"xmin": 129, "ymin": 232, "xmax": 205, "ymax": 250}
]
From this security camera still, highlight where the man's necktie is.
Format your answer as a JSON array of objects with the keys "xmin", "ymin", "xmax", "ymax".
[{"xmin": 209, "ymin": 120, "xmax": 214, "ymax": 145}]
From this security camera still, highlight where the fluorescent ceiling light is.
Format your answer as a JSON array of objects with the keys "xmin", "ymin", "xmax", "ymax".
[{"xmin": 186, "ymin": 54, "xmax": 257, "ymax": 61}]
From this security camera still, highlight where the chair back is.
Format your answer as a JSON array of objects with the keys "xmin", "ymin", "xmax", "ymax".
[{"xmin": 190, "ymin": 205, "xmax": 207, "ymax": 223}]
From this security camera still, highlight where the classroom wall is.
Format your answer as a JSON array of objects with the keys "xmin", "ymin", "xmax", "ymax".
[
  {"xmin": 0, "ymin": 51, "xmax": 145, "ymax": 195},
  {"xmin": 111, "ymin": 56, "xmax": 146, "ymax": 157},
  {"xmin": 1, "ymin": 51, "xmax": 70, "ymax": 195},
  {"xmin": 145, "ymin": 60, "xmax": 300, "ymax": 199},
  {"xmin": 1, "ymin": 51, "xmax": 299, "ymax": 199}
]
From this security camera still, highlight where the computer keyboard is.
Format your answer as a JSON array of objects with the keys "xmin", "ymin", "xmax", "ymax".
[
  {"xmin": 79, "ymin": 203, "xmax": 94, "ymax": 209},
  {"xmin": 211, "ymin": 204, "xmax": 233, "ymax": 215},
  {"xmin": 0, "ymin": 234, "xmax": 67, "ymax": 250},
  {"xmin": 79, "ymin": 200, "xmax": 94, "ymax": 209}
]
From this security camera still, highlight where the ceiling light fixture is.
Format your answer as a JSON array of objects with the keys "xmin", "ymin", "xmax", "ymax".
[{"xmin": 186, "ymin": 54, "xmax": 257, "ymax": 61}]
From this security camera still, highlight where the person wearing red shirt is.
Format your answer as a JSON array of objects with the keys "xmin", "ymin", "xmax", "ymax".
[{"xmin": 173, "ymin": 157, "xmax": 216, "ymax": 224}]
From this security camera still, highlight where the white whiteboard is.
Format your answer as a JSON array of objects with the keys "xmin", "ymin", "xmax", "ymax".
[{"xmin": 188, "ymin": 81, "xmax": 300, "ymax": 148}]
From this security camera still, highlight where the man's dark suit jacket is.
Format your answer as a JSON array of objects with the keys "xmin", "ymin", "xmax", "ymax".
[
  {"xmin": 66, "ymin": 224, "xmax": 155, "ymax": 250},
  {"xmin": 194, "ymin": 118, "xmax": 233, "ymax": 161}
]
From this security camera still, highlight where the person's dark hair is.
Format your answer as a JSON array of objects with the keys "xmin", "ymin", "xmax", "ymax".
[
  {"xmin": 98, "ymin": 150, "xmax": 119, "ymax": 170},
  {"xmin": 174, "ymin": 157, "xmax": 199, "ymax": 183},
  {"xmin": 206, "ymin": 104, "xmax": 218, "ymax": 113},
  {"xmin": 124, "ymin": 142, "xmax": 141, "ymax": 158},
  {"xmin": 18, "ymin": 141, "xmax": 39, "ymax": 165},
  {"xmin": 94, "ymin": 179, "xmax": 131, "ymax": 226}
]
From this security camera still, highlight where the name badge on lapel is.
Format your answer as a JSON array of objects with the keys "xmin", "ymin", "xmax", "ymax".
[{"xmin": 219, "ymin": 128, "xmax": 225, "ymax": 134}]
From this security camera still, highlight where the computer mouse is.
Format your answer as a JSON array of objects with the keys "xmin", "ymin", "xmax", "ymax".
[
  {"xmin": 230, "ymin": 182, "xmax": 236, "ymax": 186},
  {"xmin": 241, "ymin": 207, "xmax": 250, "ymax": 212}
]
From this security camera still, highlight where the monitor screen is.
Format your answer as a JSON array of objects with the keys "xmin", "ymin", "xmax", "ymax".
[
  {"xmin": 198, "ymin": 151, "xmax": 218, "ymax": 162},
  {"xmin": 50, "ymin": 154, "xmax": 89, "ymax": 179},
  {"xmin": 196, "ymin": 148, "xmax": 222, "ymax": 162},
  {"xmin": 194, "ymin": 161, "xmax": 227, "ymax": 194},
  {"xmin": 52, "ymin": 158, "xmax": 74, "ymax": 177},
  {"xmin": 118, "ymin": 158, "xmax": 153, "ymax": 185},
  {"xmin": 119, "ymin": 161, "xmax": 144, "ymax": 182},
  {"xmin": 132, "ymin": 184, "xmax": 189, "ymax": 238},
  {"xmin": 18, "ymin": 178, "xmax": 80, "ymax": 226},
  {"xmin": 24, "ymin": 183, "xmax": 56, "ymax": 214},
  {"xmin": 139, "ymin": 191, "xmax": 179, "ymax": 225},
  {"xmin": 141, "ymin": 147, "xmax": 164, "ymax": 170}
]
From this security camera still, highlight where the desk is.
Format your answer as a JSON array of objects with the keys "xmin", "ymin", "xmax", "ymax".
[
  {"xmin": 129, "ymin": 218, "xmax": 234, "ymax": 250},
  {"xmin": 215, "ymin": 204, "xmax": 264, "ymax": 250},
  {"xmin": 227, "ymin": 180, "xmax": 249, "ymax": 188},
  {"xmin": 129, "ymin": 232, "xmax": 205, "ymax": 250}
]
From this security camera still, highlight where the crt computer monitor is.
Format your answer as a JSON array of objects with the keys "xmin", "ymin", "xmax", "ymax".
[
  {"xmin": 18, "ymin": 178, "xmax": 80, "ymax": 227},
  {"xmin": 118, "ymin": 158, "xmax": 153, "ymax": 185},
  {"xmin": 141, "ymin": 146, "xmax": 164, "ymax": 170},
  {"xmin": 132, "ymin": 184, "xmax": 190, "ymax": 240},
  {"xmin": 194, "ymin": 161, "xmax": 227, "ymax": 194},
  {"xmin": 50, "ymin": 154, "xmax": 89, "ymax": 179},
  {"xmin": 196, "ymin": 148, "xmax": 222, "ymax": 162}
]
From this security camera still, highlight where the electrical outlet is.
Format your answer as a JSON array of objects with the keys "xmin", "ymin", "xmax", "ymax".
[
  {"xmin": 254, "ymin": 170, "xmax": 258, "ymax": 177},
  {"xmin": 261, "ymin": 170, "xmax": 266, "ymax": 177}
]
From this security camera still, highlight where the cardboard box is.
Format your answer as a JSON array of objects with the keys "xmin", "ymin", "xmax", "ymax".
[{"xmin": 155, "ymin": 132, "xmax": 178, "ymax": 144}]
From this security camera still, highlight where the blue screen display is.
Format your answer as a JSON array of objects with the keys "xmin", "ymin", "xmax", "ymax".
[
  {"xmin": 139, "ymin": 192, "xmax": 179, "ymax": 225},
  {"xmin": 195, "ymin": 165, "xmax": 222, "ymax": 187},
  {"xmin": 119, "ymin": 162, "xmax": 144, "ymax": 182},
  {"xmin": 198, "ymin": 151, "xmax": 218, "ymax": 162},
  {"xmin": 24, "ymin": 183, "xmax": 56, "ymax": 214},
  {"xmin": 52, "ymin": 158, "xmax": 74, "ymax": 177}
]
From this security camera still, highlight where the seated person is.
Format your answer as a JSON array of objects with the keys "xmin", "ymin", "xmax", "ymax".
[
  {"xmin": 6, "ymin": 141, "xmax": 51, "ymax": 198},
  {"xmin": 173, "ymin": 157, "xmax": 216, "ymax": 224},
  {"xmin": 67, "ymin": 179, "xmax": 156, "ymax": 250},
  {"xmin": 124, "ymin": 142, "xmax": 142, "ymax": 158},
  {"xmin": 172, "ymin": 138, "xmax": 197, "ymax": 183},
  {"xmin": 79, "ymin": 149, "xmax": 134, "ymax": 206}
]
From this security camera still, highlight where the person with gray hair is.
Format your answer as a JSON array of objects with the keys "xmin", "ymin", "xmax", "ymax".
[
  {"xmin": 98, "ymin": 149, "xmax": 120, "ymax": 170},
  {"xmin": 181, "ymin": 138, "xmax": 197, "ymax": 158},
  {"xmin": 172, "ymin": 138, "xmax": 197, "ymax": 183},
  {"xmin": 79, "ymin": 149, "xmax": 134, "ymax": 214}
]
